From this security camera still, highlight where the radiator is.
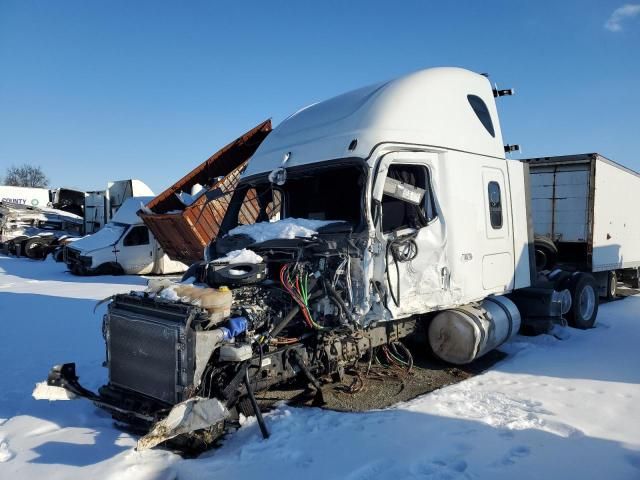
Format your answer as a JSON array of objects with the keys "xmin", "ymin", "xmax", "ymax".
[{"xmin": 105, "ymin": 295, "xmax": 197, "ymax": 405}]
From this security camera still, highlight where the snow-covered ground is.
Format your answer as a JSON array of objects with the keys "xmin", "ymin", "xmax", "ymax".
[{"xmin": 1, "ymin": 254, "xmax": 639, "ymax": 479}]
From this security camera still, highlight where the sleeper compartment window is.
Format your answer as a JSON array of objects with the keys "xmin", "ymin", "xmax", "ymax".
[{"xmin": 488, "ymin": 181, "xmax": 503, "ymax": 229}]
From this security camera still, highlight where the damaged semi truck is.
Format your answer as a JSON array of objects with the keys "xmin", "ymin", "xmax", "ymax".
[{"xmin": 41, "ymin": 67, "xmax": 602, "ymax": 451}]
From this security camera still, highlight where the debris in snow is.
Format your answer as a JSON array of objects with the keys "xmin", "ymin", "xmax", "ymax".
[
  {"xmin": 31, "ymin": 381, "xmax": 77, "ymax": 401},
  {"xmin": 213, "ymin": 248, "xmax": 263, "ymax": 265},
  {"xmin": 137, "ymin": 397, "xmax": 229, "ymax": 451},
  {"xmin": 228, "ymin": 218, "xmax": 343, "ymax": 243}
]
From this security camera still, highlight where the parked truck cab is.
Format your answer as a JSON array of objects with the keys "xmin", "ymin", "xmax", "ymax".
[
  {"xmin": 65, "ymin": 197, "xmax": 187, "ymax": 275},
  {"xmin": 213, "ymin": 67, "xmax": 533, "ymax": 321}
]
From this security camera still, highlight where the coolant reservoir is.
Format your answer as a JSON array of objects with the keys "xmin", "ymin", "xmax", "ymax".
[
  {"xmin": 174, "ymin": 285, "xmax": 208, "ymax": 301},
  {"xmin": 200, "ymin": 286, "xmax": 232, "ymax": 323},
  {"xmin": 428, "ymin": 296, "xmax": 521, "ymax": 365}
]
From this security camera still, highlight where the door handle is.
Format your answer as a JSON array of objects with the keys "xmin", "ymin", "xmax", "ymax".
[{"xmin": 440, "ymin": 267, "xmax": 450, "ymax": 290}]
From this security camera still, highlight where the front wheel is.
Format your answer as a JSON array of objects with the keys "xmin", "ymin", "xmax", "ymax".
[{"xmin": 564, "ymin": 273, "xmax": 599, "ymax": 329}]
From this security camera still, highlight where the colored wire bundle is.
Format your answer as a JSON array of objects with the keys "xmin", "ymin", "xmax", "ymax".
[
  {"xmin": 279, "ymin": 264, "xmax": 324, "ymax": 330},
  {"xmin": 375, "ymin": 342, "xmax": 413, "ymax": 373}
]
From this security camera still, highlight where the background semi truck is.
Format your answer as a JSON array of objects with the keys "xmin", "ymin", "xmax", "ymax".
[
  {"xmin": 83, "ymin": 179, "xmax": 155, "ymax": 235},
  {"xmin": 526, "ymin": 153, "xmax": 640, "ymax": 296},
  {"xmin": 41, "ymin": 67, "xmax": 632, "ymax": 451}
]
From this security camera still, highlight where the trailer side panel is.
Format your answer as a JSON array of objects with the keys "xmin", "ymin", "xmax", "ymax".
[{"xmin": 592, "ymin": 157, "xmax": 640, "ymax": 272}]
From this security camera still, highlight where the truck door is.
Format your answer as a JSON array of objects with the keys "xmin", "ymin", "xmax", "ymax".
[
  {"xmin": 115, "ymin": 225, "xmax": 154, "ymax": 274},
  {"xmin": 480, "ymin": 167, "xmax": 515, "ymax": 292},
  {"xmin": 372, "ymin": 152, "xmax": 449, "ymax": 317}
]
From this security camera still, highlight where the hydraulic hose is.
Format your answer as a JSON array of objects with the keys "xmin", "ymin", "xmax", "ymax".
[{"xmin": 323, "ymin": 279, "xmax": 356, "ymax": 325}]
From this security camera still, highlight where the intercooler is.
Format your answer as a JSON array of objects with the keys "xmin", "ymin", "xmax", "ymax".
[{"xmin": 105, "ymin": 295, "xmax": 199, "ymax": 405}]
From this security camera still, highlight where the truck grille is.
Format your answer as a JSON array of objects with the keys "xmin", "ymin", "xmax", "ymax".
[
  {"xmin": 65, "ymin": 246, "xmax": 79, "ymax": 263},
  {"xmin": 105, "ymin": 296, "xmax": 196, "ymax": 405}
]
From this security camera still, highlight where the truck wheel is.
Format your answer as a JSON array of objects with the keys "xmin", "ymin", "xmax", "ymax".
[
  {"xmin": 8, "ymin": 236, "xmax": 28, "ymax": 255},
  {"xmin": 534, "ymin": 235, "xmax": 558, "ymax": 271},
  {"xmin": 564, "ymin": 273, "xmax": 599, "ymax": 329},
  {"xmin": 630, "ymin": 268, "xmax": 640, "ymax": 289},
  {"xmin": 24, "ymin": 237, "xmax": 51, "ymax": 260},
  {"xmin": 52, "ymin": 248, "xmax": 65, "ymax": 262},
  {"xmin": 606, "ymin": 271, "xmax": 617, "ymax": 299},
  {"xmin": 96, "ymin": 262, "xmax": 124, "ymax": 275}
]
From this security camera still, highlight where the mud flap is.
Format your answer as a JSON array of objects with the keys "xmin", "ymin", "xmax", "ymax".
[{"xmin": 137, "ymin": 397, "xmax": 229, "ymax": 451}]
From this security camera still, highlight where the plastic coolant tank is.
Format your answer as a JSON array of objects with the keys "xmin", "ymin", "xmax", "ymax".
[
  {"xmin": 428, "ymin": 296, "xmax": 521, "ymax": 365},
  {"xmin": 174, "ymin": 285, "xmax": 208, "ymax": 301},
  {"xmin": 200, "ymin": 287, "xmax": 233, "ymax": 322}
]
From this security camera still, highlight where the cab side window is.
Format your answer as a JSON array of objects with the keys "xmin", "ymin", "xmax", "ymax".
[
  {"xmin": 123, "ymin": 226, "xmax": 150, "ymax": 246},
  {"xmin": 381, "ymin": 164, "xmax": 437, "ymax": 233},
  {"xmin": 488, "ymin": 181, "xmax": 503, "ymax": 229}
]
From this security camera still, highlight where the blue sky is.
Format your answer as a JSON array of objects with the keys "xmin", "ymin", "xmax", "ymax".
[{"xmin": 1, "ymin": 1, "xmax": 639, "ymax": 193}]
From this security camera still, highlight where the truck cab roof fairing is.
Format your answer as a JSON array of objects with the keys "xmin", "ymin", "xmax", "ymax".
[{"xmin": 243, "ymin": 67, "xmax": 505, "ymax": 179}]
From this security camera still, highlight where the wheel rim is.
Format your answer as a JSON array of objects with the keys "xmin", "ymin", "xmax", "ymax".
[
  {"xmin": 610, "ymin": 275, "xmax": 617, "ymax": 297},
  {"xmin": 579, "ymin": 285, "xmax": 596, "ymax": 320}
]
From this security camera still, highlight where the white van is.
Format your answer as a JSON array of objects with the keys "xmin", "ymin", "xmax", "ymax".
[{"xmin": 64, "ymin": 197, "xmax": 187, "ymax": 275}]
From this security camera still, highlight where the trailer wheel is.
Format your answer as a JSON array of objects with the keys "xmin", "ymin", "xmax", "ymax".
[
  {"xmin": 606, "ymin": 271, "xmax": 617, "ymax": 299},
  {"xmin": 534, "ymin": 236, "xmax": 558, "ymax": 271},
  {"xmin": 564, "ymin": 273, "xmax": 599, "ymax": 329}
]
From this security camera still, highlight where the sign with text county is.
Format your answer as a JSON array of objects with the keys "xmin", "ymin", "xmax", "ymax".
[{"xmin": 0, "ymin": 186, "xmax": 50, "ymax": 207}]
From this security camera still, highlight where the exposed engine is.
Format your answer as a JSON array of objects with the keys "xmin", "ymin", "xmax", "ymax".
[{"xmin": 45, "ymin": 228, "xmax": 423, "ymax": 451}]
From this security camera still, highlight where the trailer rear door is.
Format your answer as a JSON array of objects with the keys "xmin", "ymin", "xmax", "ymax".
[{"xmin": 529, "ymin": 162, "xmax": 591, "ymax": 242}]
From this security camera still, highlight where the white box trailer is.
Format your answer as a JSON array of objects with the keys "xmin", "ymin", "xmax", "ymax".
[
  {"xmin": 83, "ymin": 179, "xmax": 154, "ymax": 235},
  {"xmin": 0, "ymin": 186, "xmax": 51, "ymax": 208},
  {"xmin": 525, "ymin": 153, "xmax": 640, "ymax": 292}
]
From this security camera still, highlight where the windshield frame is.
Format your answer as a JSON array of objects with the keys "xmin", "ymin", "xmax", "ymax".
[{"xmin": 218, "ymin": 158, "xmax": 369, "ymax": 236}]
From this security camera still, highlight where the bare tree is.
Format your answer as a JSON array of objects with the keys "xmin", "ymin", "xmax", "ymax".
[{"xmin": 3, "ymin": 164, "xmax": 49, "ymax": 188}]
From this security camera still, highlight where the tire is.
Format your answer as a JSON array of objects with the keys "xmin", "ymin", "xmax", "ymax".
[
  {"xmin": 606, "ymin": 271, "xmax": 617, "ymax": 300},
  {"xmin": 96, "ymin": 262, "xmax": 124, "ymax": 275},
  {"xmin": 8, "ymin": 235, "xmax": 28, "ymax": 255},
  {"xmin": 534, "ymin": 235, "xmax": 558, "ymax": 271},
  {"xmin": 563, "ymin": 273, "xmax": 599, "ymax": 329},
  {"xmin": 630, "ymin": 268, "xmax": 640, "ymax": 289},
  {"xmin": 24, "ymin": 237, "xmax": 52, "ymax": 260},
  {"xmin": 52, "ymin": 248, "xmax": 65, "ymax": 262}
]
